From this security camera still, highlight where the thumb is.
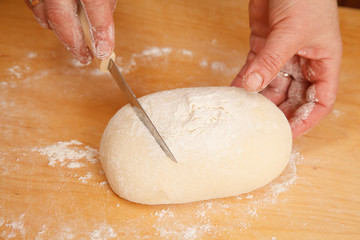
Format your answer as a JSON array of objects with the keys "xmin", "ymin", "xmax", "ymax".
[{"xmin": 236, "ymin": 29, "xmax": 301, "ymax": 93}]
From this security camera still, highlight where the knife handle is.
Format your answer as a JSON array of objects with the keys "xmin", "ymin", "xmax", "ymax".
[{"xmin": 78, "ymin": 3, "xmax": 116, "ymax": 72}]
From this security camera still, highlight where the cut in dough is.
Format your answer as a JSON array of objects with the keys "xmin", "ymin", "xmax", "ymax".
[{"xmin": 100, "ymin": 87, "xmax": 292, "ymax": 205}]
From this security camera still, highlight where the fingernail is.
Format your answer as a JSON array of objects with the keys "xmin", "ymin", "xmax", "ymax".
[
  {"xmin": 95, "ymin": 40, "xmax": 111, "ymax": 59},
  {"xmin": 244, "ymin": 72, "xmax": 263, "ymax": 93}
]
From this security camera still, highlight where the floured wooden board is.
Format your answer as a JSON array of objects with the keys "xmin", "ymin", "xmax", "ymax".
[{"xmin": 1, "ymin": 0, "xmax": 360, "ymax": 239}]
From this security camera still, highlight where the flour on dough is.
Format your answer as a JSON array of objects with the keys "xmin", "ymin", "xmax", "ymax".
[{"xmin": 100, "ymin": 87, "xmax": 292, "ymax": 205}]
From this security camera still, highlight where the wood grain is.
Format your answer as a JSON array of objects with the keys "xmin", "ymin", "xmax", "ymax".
[{"xmin": 0, "ymin": 0, "xmax": 359, "ymax": 239}]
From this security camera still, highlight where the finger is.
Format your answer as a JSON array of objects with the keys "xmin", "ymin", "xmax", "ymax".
[
  {"xmin": 248, "ymin": 0, "xmax": 270, "ymax": 37},
  {"xmin": 45, "ymin": 0, "xmax": 92, "ymax": 64},
  {"xmin": 231, "ymin": 51, "xmax": 255, "ymax": 87},
  {"xmin": 24, "ymin": 0, "xmax": 49, "ymax": 29},
  {"xmin": 81, "ymin": 0, "xmax": 115, "ymax": 59},
  {"xmin": 278, "ymin": 78, "xmax": 310, "ymax": 118},
  {"xmin": 241, "ymin": 27, "xmax": 304, "ymax": 93},
  {"xmin": 289, "ymin": 102, "xmax": 331, "ymax": 139},
  {"xmin": 260, "ymin": 73, "xmax": 291, "ymax": 105},
  {"xmin": 109, "ymin": 0, "xmax": 117, "ymax": 13},
  {"xmin": 286, "ymin": 58, "xmax": 340, "ymax": 138}
]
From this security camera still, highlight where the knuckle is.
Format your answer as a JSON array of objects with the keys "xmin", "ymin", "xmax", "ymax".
[
  {"xmin": 82, "ymin": 0, "xmax": 106, "ymax": 9},
  {"xmin": 46, "ymin": 7, "xmax": 68, "ymax": 23},
  {"xmin": 258, "ymin": 52, "xmax": 284, "ymax": 74}
]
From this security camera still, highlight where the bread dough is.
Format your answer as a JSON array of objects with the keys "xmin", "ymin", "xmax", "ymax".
[{"xmin": 100, "ymin": 87, "xmax": 292, "ymax": 205}]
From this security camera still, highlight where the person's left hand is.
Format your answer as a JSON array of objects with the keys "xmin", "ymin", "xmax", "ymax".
[{"xmin": 232, "ymin": 0, "xmax": 342, "ymax": 138}]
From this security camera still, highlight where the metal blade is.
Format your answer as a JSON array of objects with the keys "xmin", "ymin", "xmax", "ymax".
[{"xmin": 107, "ymin": 59, "xmax": 177, "ymax": 163}]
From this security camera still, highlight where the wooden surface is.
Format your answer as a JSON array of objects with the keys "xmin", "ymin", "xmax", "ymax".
[{"xmin": 1, "ymin": 0, "xmax": 360, "ymax": 239}]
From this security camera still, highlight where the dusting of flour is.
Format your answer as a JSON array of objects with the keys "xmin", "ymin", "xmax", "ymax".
[
  {"xmin": 32, "ymin": 140, "xmax": 98, "ymax": 168},
  {"xmin": 149, "ymin": 150, "xmax": 301, "ymax": 240}
]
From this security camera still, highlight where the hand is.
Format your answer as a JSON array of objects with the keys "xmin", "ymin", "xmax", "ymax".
[
  {"xmin": 25, "ymin": 0, "xmax": 117, "ymax": 64},
  {"xmin": 231, "ymin": 0, "xmax": 342, "ymax": 138}
]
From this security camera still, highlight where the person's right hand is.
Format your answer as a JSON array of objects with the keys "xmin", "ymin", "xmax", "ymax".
[{"xmin": 25, "ymin": 0, "xmax": 117, "ymax": 64}]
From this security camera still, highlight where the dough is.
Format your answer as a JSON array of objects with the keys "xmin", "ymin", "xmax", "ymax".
[{"xmin": 100, "ymin": 87, "xmax": 292, "ymax": 205}]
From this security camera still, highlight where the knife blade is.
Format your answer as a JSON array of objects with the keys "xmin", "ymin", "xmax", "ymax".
[
  {"xmin": 107, "ymin": 59, "xmax": 177, "ymax": 163},
  {"xmin": 78, "ymin": 4, "xmax": 177, "ymax": 163}
]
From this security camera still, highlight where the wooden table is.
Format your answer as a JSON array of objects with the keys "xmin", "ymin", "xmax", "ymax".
[{"xmin": 1, "ymin": 0, "xmax": 359, "ymax": 239}]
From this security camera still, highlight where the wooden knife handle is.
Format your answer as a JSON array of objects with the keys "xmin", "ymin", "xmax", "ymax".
[{"xmin": 78, "ymin": 3, "xmax": 116, "ymax": 72}]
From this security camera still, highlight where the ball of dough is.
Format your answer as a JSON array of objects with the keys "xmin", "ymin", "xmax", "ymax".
[{"xmin": 100, "ymin": 87, "xmax": 292, "ymax": 205}]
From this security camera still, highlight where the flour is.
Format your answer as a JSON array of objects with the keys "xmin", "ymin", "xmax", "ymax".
[
  {"xmin": 155, "ymin": 209, "xmax": 174, "ymax": 220},
  {"xmin": 0, "ymin": 81, "xmax": 16, "ymax": 88},
  {"xmin": 1, "ymin": 214, "xmax": 26, "ymax": 239},
  {"xmin": 150, "ymin": 150, "xmax": 301, "ymax": 239},
  {"xmin": 114, "ymin": 56, "xmax": 137, "ymax": 75},
  {"xmin": 306, "ymin": 84, "xmax": 318, "ymax": 103},
  {"xmin": 0, "ymin": 101, "xmax": 15, "ymax": 109},
  {"xmin": 78, "ymin": 172, "xmax": 94, "ymax": 184},
  {"xmin": 142, "ymin": 47, "xmax": 172, "ymax": 57},
  {"xmin": 90, "ymin": 68, "xmax": 107, "ymax": 76},
  {"xmin": 199, "ymin": 58, "xmax": 208, "ymax": 68},
  {"xmin": 67, "ymin": 162, "xmax": 85, "ymax": 168},
  {"xmin": 70, "ymin": 58, "xmax": 89, "ymax": 68},
  {"xmin": 291, "ymin": 102, "xmax": 316, "ymax": 128},
  {"xmin": 27, "ymin": 52, "xmax": 37, "ymax": 59},
  {"xmin": 89, "ymin": 224, "xmax": 117, "ymax": 240},
  {"xmin": 8, "ymin": 66, "xmax": 22, "ymax": 79},
  {"xmin": 105, "ymin": 47, "xmax": 195, "ymax": 76},
  {"xmin": 332, "ymin": 109, "xmax": 344, "ymax": 117},
  {"xmin": 2, "ymin": 150, "xmax": 302, "ymax": 239},
  {"xmin": 99, "ymin": 181, "xmax": 107, "ymax": 187},
  {"xmin": 180, "ymin": 49, "xmax": 193, "ymax": 57},
  {"xmin": 32, "ymin": 140, "xmax": 98, "ymax": 168},
  {"xmin": 210, "ymin": 61, "xmax": 238, "ymax": 76}
]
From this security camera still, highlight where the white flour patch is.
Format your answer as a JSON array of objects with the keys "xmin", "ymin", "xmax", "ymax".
[
  {"xmin": 7, "ymin": 64, "xmax": 31, "ymax": 80},
  {"xmin": 3, "ymin": 81, "xmax": 16, "ymax": 88},
  {"xmin": 70, "ymin": 58, "xmax": 90, "ymax": 68},
  {"xmin": 90, "ymin": 68, "xmax": 107, "ymax": 76},
  {"xmin": 332, "ymin": 109, "xmax": 344, "ymax": 117},
  {"xmin": 0, "ymin": 101, "xmax": 15, "ymax": 109},
  {"xmin": 78, "ymin": 172, "xmax": 94, "ymax": 184},
  {"xmin": 89, "ymin": 223, "xmax": 117, "ymax": 240},
  {"xmin": 99, "ymin": 181, "xmax": 107, "ymax": 187},
  {"xmin": 115, "ymin": 56, "xmax": 137, "ymax": 75},
  {"xmin": 291, "ymin": 102, "xmax": 316, "ymax": 129},
  {"xmin": 142, "ymin": 47, "xmax": 172, "ymax": 57},
  {"xmin": 32, "ymin": 140, "xmax": 98, "ymax": 168},
  {"xmin": 57, "ymin": 226, "xmax": 74, "ymax": 240},
  {"xmin": 180, "ymin": 49, "xmax": 193, "ymax": 57},
  {"xmin": 210, "ymin": 61, "xmax": 238, "ymax": 76},
  {"xmin": 8, "ymin": 66, "xmax": 22, "ymax": 79},
  {"xmin": 306, "ymin": 85, "xmax": 318, "ymax": 103},
  {"xmin": 1, "ymin": 214, "xmax": 26, "ymax": 239},
  {"xmin": 103, "ymin": 46, "xmax": 196, "ymax": 76},
  {"xmin": 199, "ymin": 58, "xmax": 208, "ymax": 68},
  {"xmin": 67, "ymin": 162, "xmax": 85, "ymax": 168},
  {"xmin": 27, "ymin": 52, "xmax": 37, "ymax": 59},
  {"xmin": 34, "ymin": 224, "xmax": 47, "ymax": 240},
  {"xmin": 154, "ymin": 209, "xmax": 174, "ymax": 220}
]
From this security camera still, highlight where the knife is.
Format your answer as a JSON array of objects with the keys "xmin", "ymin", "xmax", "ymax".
[{"xmin": 78, "ymin": 5, "xmax": 177, "ymax": 163}]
